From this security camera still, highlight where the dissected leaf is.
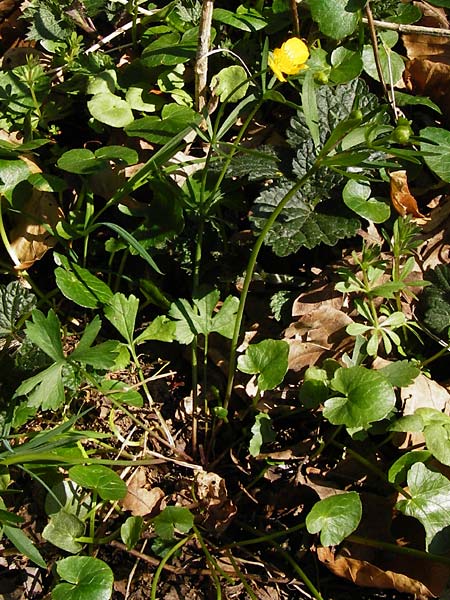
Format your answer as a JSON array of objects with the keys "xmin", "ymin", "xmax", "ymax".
[
  {"xmin": 306, "ymin": 492, "xmax": 362, "ymax": 546},
  {"xmin": 396, "ymin": 462, "xmax": 450, "ymax": 553},
  {"xmin": 104, "ymin": 293, "xmax": 139, "ymax": 345},
  {"xmin": 25, "ymin": 309, "xmax": 63, "ymax": 362}
]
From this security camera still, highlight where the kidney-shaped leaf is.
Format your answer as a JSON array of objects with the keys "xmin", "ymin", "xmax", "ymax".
[
  {"xmin": 306, "ymin": 491, "xmax": 362, "ymax": 546},
  {"xmin": 88, "ymin": 92, "xmax": 134, "ymax": 128},
  {"xmin": 396, "ymin": 462, "xmax": 450, "ymax": 553},
  {"xmin": 309, "ymin": 0, "xmax": 359, "ymax": 39},
  {"xmin": 42, "ymin": 509, "xmax": 84, "ymax": 554},
  {"xmin": 237, "ymin": 339, "xmax": 289, "ymax": 391},
  {"xmin": 53, "ymin": 556, "xmax": 114, "ymax": 600},
  {"xmin": 152, "ymin": 506, "xmax": 194, "ymax": 541},
  {"xmin": 68, "ymin": 465, "xmax": 127, "ymax": 501},
  {"xmin": 324, "ymin": 366, "xmax": 395, "ymax": 428},
  {"xmin": 420, "ymin": 127, "xmax": 450, "ymax": 183}
]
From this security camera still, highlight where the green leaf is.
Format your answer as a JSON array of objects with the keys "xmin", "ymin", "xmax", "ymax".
[
  {"xmin": 44, "ymin": 480, "xmax": 91, "ymax": 519},
  {"xmin": 28, "ymin": 172, "xmax": 67, "ymax": 193},
  {"xmin": 342, "ymin": 179, "xmax": 390, "ymax": 223},
  {"xmin": 395, "ymin": 92, "xmax": 441, "ymax": 114},
  {"xmin": 121, "ymin": 516, "xmax": 143, "ymax": 550},
  {"xmin": 68, "ymin": 465, "xmax": 127, "ymax": 501},
  {"xmin": 378, "ymin": 360, "xmax": 420, "ymax": 388},
  {"xmin": 25, "ymin": 309, "xmax": 63, "ymax": 361},
  {"xmin": 249, "ymin": 412, "xmax": 276, "ymax": 457},
  {"xmin": 86, "ymin": 70, "xmax": 117, "ymax": 95},
  {"xmin": 125, "ymin": 105, "xmax": 197, "ymax": 145},
  {"xmin": 142, "ymin": 32, "xmax": 196, "ymax": 67},
  {"xmin": 0, "ymin": 281, "xmax": 36, "ymax": 338},
  {"xmin": 211, "ymin": 66, "xmax": 249, "ymax": 103},
  {"xmin": 212, "ymin": 6, "xmax": 266, "ymax": 32},
  {"xmin": 126, "ymin": 87, "xmax": 165, "ymax": 113},
  {"xmin": 0, "ymin": 159, "xmax": 31, "ymax": 201},
  {"xmin": 301, "ymin": 70, "xmax": 320, "ymax": 149},
  {"xmin": 98, "ymin": 380, "xmax": 143, "ymax": 407},
  {"xmin": 3, "ymin": 524, "xmax": 46, "ymax": 568},
  {"xmin": 88, "ymin": 93, "xmax": 134, "ymax": 128},
  {"xmin": 70, "ymin": 340, "xmax": 121, "ymax": 370},
  {"xmin": 104, "ymin": 293, "xmax": 139, "ymax": 345},
  {"xmin": 152, "ymin": 506, "xmax": 194, "ymax": 540},
  {"xmin": 237, "ymin": 339, "xmax": 289, "ymax": 391},
  {"xmin": 53, "ymin": 556, "xmax": 114, "ymax": 600},
  {"xmin": 309, "ymin": 0, "xmax": 359, "ymax": 39},
  {"xmin": 55, "ymin": 263, "xmax": 113, "ymax": 309},
  {"xmin": 362, "ymin": 45, "xmax": 405, "ymax": 84},
  {"xmin": 94, "ymin": 146, "xmax": 138, "ymax": 165},
  {"xmin": 42, "ymin": 509, "xmax": 84, "ymax": 553},
  {"xmin": 323, "ymin": 366, "xmax": 396, "ymax": 428},
  {"xmin": 388, "ymin": 451, "xmax": 432, "ymax": 485},
  {"xmin": 396, "ymin": 463, "xmax": 450, "ymax": 553},
  {"xmin": 57, "ymin": 149, "xmax": 107, "ymax": 175},
  {"xmin": 329, "ymin": 47, "xmax": 363, "ymax": 84},
  {"xmin": 306, "ymin": 492, "xmax": 362, "ymax": 546},
  {"xmin": 420, "ymin": 127, "xmax": 450, "ymax": 183},
  {"xmin": 420, "ymin": 264, "xmax": 450, "ymax": 334},
  {"xmin": 135, "ymin": 315, "xmax": 176, "ymax": 345}
]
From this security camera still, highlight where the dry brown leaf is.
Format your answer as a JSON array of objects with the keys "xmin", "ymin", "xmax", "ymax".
[
  {"xmin": 121, "ymin": 468, "xmax": 165, "ymax": 516},
  {"xmin": 402, "ymin": 3, "xmax": 450, "ymax": 123},
  {"xmin": 9, "ymin": 189, "xmax": 64, "ymax": 270},
  {"xmin": 317, "ymin": 547, "xmax": 435, "ymax": 599},
  {"xmin": 389, "ymin": 170, "xmax": 424, "ymax": 218},
  {"xmin": 195, "ymin": 471, "xmax": 236, "ymax": 531},
  {"xmin": 418, "ymin": 197, "xmax": 450, "ymax": 270}
]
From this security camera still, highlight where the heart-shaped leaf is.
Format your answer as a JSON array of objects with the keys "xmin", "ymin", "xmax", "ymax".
[
  {"xmin": 68, "ymin": 465, "xmax": 127, "ymax": 501},
  {"xmin": 237, "ymin": 339, "xmax": 289, "ymax": 391},
  {"xmin": 306, "ymin": 492, "xmax": 362, "ymax": 546},
  {"xmin": 53, "ymin": 556, "xmax": 114, "ymax": 600}
]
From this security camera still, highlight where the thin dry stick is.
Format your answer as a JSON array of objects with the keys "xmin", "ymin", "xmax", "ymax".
[
  {"xmin": 195, "ymin": 0, "xmax": 214, "ymax": 113},
  {"xmin": 365, "ymin": 1, "xmax": 388, "ymax": 96},
  {"xmin": 362, "ymin": 17, "xmax": 450, "ymax": 38},
  {"xmin": 290, "ymin": 0, "xmax": 300, "ymax": 37}
]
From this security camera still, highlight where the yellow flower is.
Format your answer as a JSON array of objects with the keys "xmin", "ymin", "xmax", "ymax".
[{"xmin": 268, "ymin": 37, "xmax": 309, "ymax": 82}]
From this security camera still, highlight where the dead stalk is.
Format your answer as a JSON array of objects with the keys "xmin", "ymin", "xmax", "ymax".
[{"xmin": 195, "ymin": 0, "xmax": 214, "ymax": 114}]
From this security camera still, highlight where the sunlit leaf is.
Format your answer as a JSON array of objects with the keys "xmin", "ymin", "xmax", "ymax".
[
  {"xmin": 53, "ymin": 556, "xmax": 114, "ymax": 600},
  {"xmin": 306, "ymin": 492, "xmax": 362, "ymax": 546}
]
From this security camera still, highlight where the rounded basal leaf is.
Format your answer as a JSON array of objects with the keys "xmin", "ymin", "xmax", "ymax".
[
  {"xmin": 87, "ymin": 92, "xmax": 134, "ymax": 128},
  {"xmin": 57, "ymin": 149, "xmax": 106, "ymax": 175},
  {"xmin": 42, "ymin": 510, "xmax": 84, "ymax": 553},
  {"xmin": 396, "ymin": 462, "xmax": 450, "ymax": 552},
  {"xmin": 211, "ymin": 66, "xmax": 249, "ymax": 103},
  {"xmin": 420, "ymin": 127, "xmax": 450, "ymax": 183},
  {"xmin": 125, "ymin": 87, "xmax": 164, "ymax": 113},
  {"xmin": 68, "ymin": 465, "xmax": 127, "ymax": 501},
  {"xmin": 388, "ymin": 450, "xmax": 432, "ymax": 485},
  {"xmin": 152, "ymin": 506, "xmax": 194, "ymax": 540},
  {"xmin": 309, "ymin": 0, "xmax": 359, "ymax": 39},
  {"xmin": 324, "ymin": 366, "xmax": 395, "ymax": 428},
  {"xmin": 330, "ymin": 47, "xmax": 363, "ymax": 84},
  {"xmin": 342, "ymin": 179, "xmax": 390, "ymax": 223},
  {"xmin": 424, "ymin": 421, "xmax": 450, "ymax": 466},
  {"xmin": 53, "ymin": 556, "xmax": 114, "ymax": 600},
  {"xmin": 237, "ymin": 339, "xmax": 289, "ymax": 391},
  {"xmin": 121, "ymin": 516, "xmax": 143, "ymax": 550},
  {"xmin": 95, "ymin": 146, "xmax": 138, "ymax": 165},
  {"xmin": 306, "ymin": 492, "xmax": 362, "ymax": 546}
]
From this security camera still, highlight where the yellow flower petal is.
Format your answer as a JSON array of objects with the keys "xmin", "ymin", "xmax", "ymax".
[{"xmin": 268, "ymin": 37, "xmax": 309, "ymax": 81}]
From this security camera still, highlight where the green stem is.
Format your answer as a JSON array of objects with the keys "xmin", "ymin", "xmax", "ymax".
[
  {"xmin": 227, "ymin": 522, "xmax": 306, "ymax": 548},
  {"xmin": 272, "ymin": 541, "xmax": 324, "ymax": 600},
  {"xmin": 150, "ymin": 535, "xmax": 192, "ymax": 600},
  {"xmin": 223, "ymin": 163, "xmax": 320, "ymax": 409},
  {"xmin": 347, "ymin": 534, "xmax": 450, "ymax": 566}
]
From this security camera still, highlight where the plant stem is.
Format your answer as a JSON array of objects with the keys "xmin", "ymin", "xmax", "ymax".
[
  {"xmin": 150, "ymin": 535, "xmax": 192, "ymax": 600},
  {"xmin": 223, "ymin": 163, "xmax": 320, "ymax": 409},
  {"xmin": 347, "ymin": 534, "xmax": 450, "ymax": 566},
  {"xmin": 195, "ymin": 0, "xmax": 215, "ymax": 113},
  {"xmin": 272, "ymin": 541, "xmax": 324, "ymax": 600}
]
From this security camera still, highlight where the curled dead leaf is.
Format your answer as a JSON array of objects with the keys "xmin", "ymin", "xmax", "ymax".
[
  {"xmin": 389, "ymin": 170, "xmax": 424, "ymax": 218},
  {"xmin": 195, "ymin": 471, "xmax": 237, "ymax": 531},
  {"xmin": 121, "ymin": 467, "xmax": 165, "ymax": 516}
]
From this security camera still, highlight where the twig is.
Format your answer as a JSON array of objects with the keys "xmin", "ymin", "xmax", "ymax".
[
  {"xmin": 290, "ymin": 0, "xmax": 300, "ymax": 37},
  {"xmin": 195, "ymin": 0, "xmax": 215, "ymax": 113},
  {"xmin": 365, "ymin": 1, "xmax": 388, "ymax": 95},
  {"xmin": 363, "ymin": 17, "xmax": 450, "ymax": 38}
]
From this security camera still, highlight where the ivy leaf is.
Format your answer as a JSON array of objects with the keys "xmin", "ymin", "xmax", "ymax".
[
  {"xmin": 420, "ymin": 265, "xmax": 450, "ymax": 335},
  {"xmin": 249, "ymin": 413, "xmax": 276, "ymax": 457},
  {"xmin": 0, "ymin": 281, "xmax": 36, "ymax": 338},
  {"xmin": 53, "ymin": 556, "xmax": 114, "ymax": 600},
  {"xmin": 306, "ymin": 492, "xmax": 362, "ymax": 546},
  {"xmin": 396, "ymin": 463, "xmax": 450, "ymax": 553},
  {"xmin": 323, "ymin": 366, "xmax": 396, "ymax": 428},
  {"xmin": 152, "ymin": 506, "xmax": 194, "ymax": 540},
  {"xmin": 237, "ymin": 339, "xmax": 289, "ymax": 391}
]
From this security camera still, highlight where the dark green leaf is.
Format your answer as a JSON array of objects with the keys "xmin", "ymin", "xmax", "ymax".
[
  {"xmin": 249, "ymin": 412, "xmax": 276, "ymax": 456},
  {"xmin": 25, "ymin": 309, "xmax": 63, "ymax": 362},
  {"xmin": 57, "ymin": 149, "xmax": 107, "ymax": 175},
  {"xmin": 55, "ymin": 264, "xmax": 113, "ymax": 309},
  {"xmin": 3, "ymin": 524, "xmax": 46, "ymax": 567},
  {"xmin": 378, "ymin": 360, "xmax": 420, "ymax": 387},
  {"xmin": 309, "ymin": 0, "xmax": 359, "ymax": 39},
  {"xmin": 420, "ymin": 265, "xmax": 450, "ymax": 334},
  {"xmin": 152, "ymin": 506, "xmax": 194, "ymax": 540},
  {"xmin": 0, "ymin": 281, "xmax": 36, "ymax": 338},
  {"xmin": 53, "ymin": 556, "xmax": 114, "ymax": 600},
  {"xmin": 121, "ymin": 516, "xmax": 143, "ymax": 550},
  {"xmin": 69, "ymin": 465, "xmax": 127, "ymax": 501},
  {"xmin": 420, "ymin": 127, "xmax": 450, "ymax": 182},
  {"xmin": 237, "ymin": 339, "xmax": 289, "ymax": 391}
]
